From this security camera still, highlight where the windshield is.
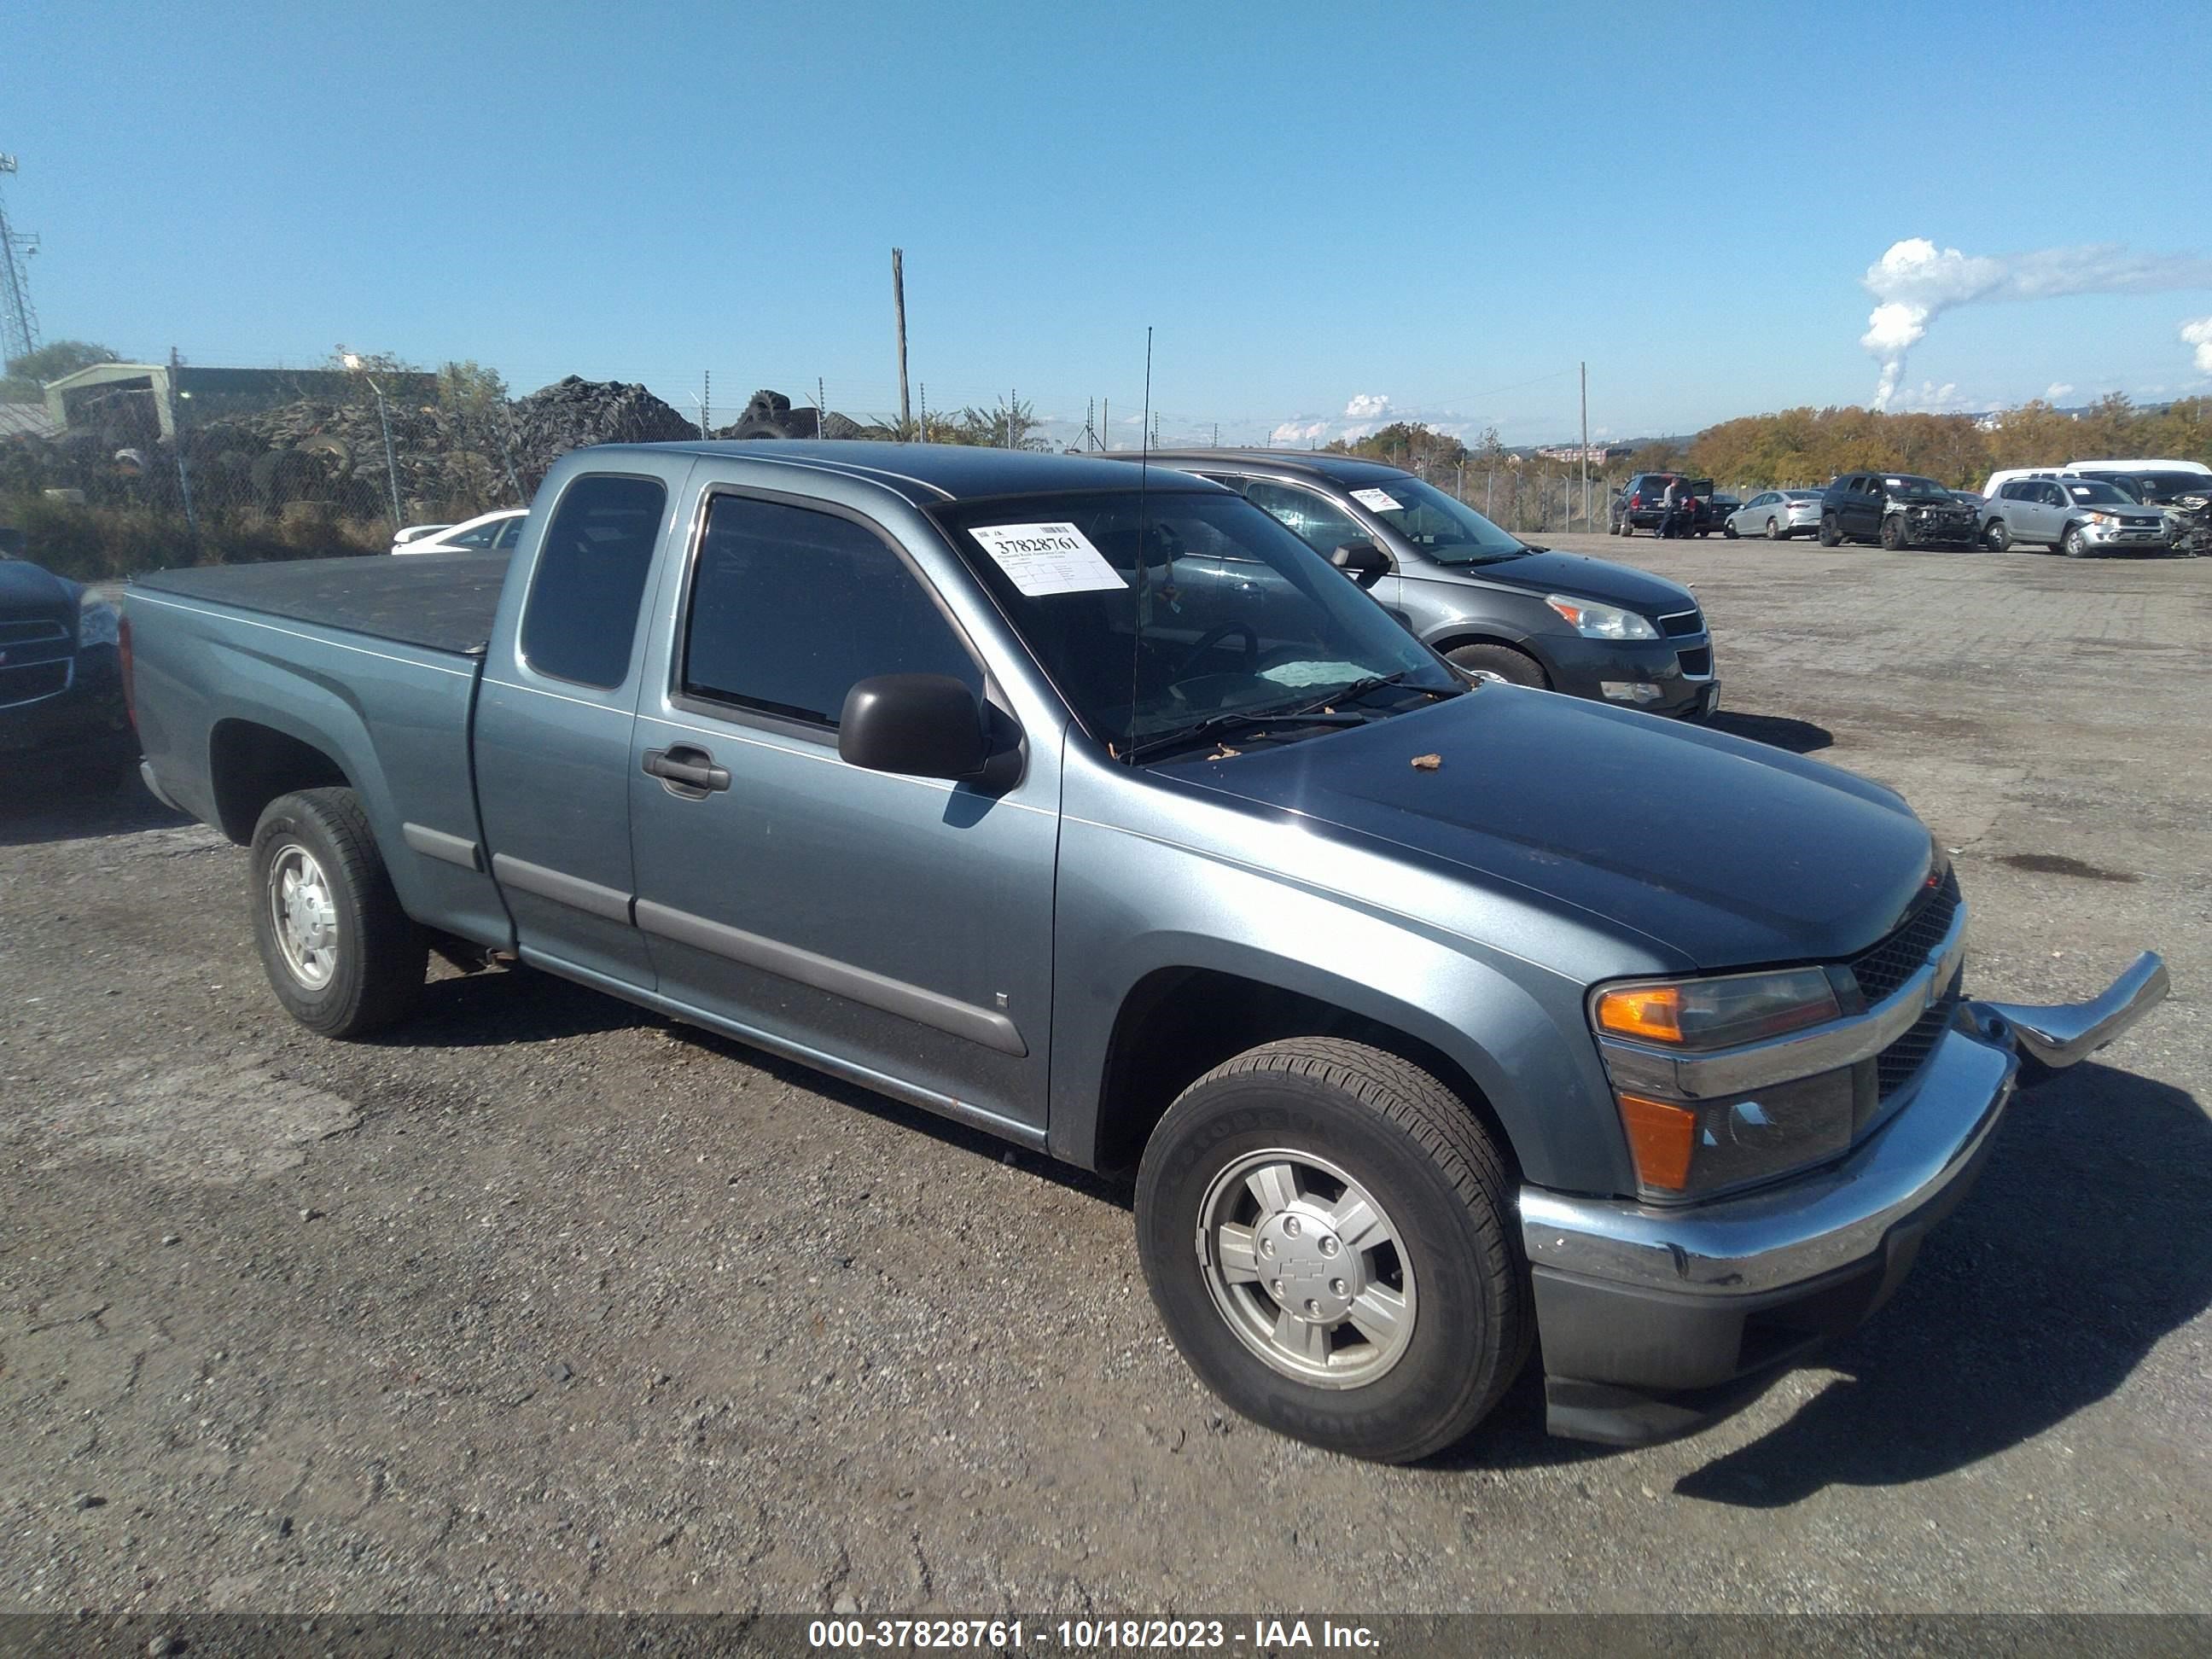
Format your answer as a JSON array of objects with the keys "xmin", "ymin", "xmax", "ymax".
[
  {"xmin": 1884, "ymin": 475, "xmax": 1951, "ymax": 500},
  {"xmin": 934, "ymin": 489, "xmax": 1457, "ymax": 755},
  {"xmin": 2060, "ymin": 481, "xmax": 2136, "ymax": 506},
  {"xmin": 2079, "ymin": 469, "xmax": 2203, "ymax": 503},
  {"xmin": 1342, "ymin": 475, "xmax": 1530, "ymax": 566}
]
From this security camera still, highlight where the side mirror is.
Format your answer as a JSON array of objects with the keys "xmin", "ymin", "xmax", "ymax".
[
  {"xmin": 838, "ymin": 673, "xmax": 988, "ymax": 780},
  {"xmin": 1330, "ymin": 539, "xmax": 1390, "ymax": 589}
]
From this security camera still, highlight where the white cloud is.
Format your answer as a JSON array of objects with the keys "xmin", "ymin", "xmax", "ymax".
[
  {"xmin": 2183, "ymin": 316, "xmax": 2212, "ymax": 375},
  {"xmin": 1268, "ymin": 418, "xmax": 1331, "ymax": 445},
  {"xmin": 2045, "ymin": 381, "xmax": 2074, "ymax": 401},
  {"xmin": 1885, "ymin": 379, "xmax": 1972, "ymax": 414},
  {"xmin": 1860, "ymin": 236, "xmax": 2212, "ymax": 409},
  {"xmin": 1342, "ymin": 393, "xmax": 1392, "ymax": 420}
]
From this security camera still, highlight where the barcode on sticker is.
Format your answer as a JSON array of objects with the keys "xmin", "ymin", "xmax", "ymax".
[{"xmin": 967, "ymin": 522, "xmax": 1128, "ymax": 597}]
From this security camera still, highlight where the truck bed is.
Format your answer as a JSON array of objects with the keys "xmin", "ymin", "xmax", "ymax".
[{"xmin": 131, "ymin": 550, "xmax": 508, "ymax": 655}]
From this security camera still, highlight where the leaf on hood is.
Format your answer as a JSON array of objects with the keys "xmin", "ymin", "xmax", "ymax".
[{"xmin": 1410, "ymin": 753, "xmax": 1442, "ymax": 771}]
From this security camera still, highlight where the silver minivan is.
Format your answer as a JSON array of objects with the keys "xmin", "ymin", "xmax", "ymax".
[{"xmin": 1978, "ymin": 475, "xmax": 2171, "ymax": 556}]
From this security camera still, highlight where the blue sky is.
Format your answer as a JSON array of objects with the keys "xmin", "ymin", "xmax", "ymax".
[{"xmin": 10, "ymin": 0, "xmax": 2212, "ymax": 445}]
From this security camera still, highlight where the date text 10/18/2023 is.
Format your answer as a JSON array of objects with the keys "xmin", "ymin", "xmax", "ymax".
[{"xmin": 807, "ymin": 1618, "xmax": 1382, "ymax": 1650}]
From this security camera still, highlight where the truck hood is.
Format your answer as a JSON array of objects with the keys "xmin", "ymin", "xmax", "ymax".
[
  {"xmin": 1176, "ymin": 687, "xmax": 1936, "ymax": 970},
  {"xmin": 1434, "ymin": 548, "xmax": 1696, "ymax": 614},
  {"xmin": 0, "ymin": 559, "xmax": 80, "ymax": 620}
]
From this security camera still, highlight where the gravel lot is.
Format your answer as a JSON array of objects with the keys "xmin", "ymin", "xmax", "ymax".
[{"xmin": 2, "ymin": 535, "xmax": 2206, "ymax": 1616}]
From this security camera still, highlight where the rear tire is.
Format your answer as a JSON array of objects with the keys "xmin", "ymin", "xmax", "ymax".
[
  {"xmin": 1765, "ymin": 515, "xmax": 1784, "ymax": 540},
  {"xmin": 249, "ymin": 787, "xmax": 426, "ymax": 1039},
  {"xmin": 1447, "ymin": 642, "xmax": 1547, "ymax": 689},
  {"xmin": 1135, "ymin": 1038, "xmax": 1529, "ymax": 1464},
  {"xmin": 1818, "ymin": 513, "xmax": 1841, "ymax": 546}
]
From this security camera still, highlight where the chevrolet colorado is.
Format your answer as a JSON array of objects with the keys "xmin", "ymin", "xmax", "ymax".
[{"xmin": 125, "ymin": 442, "xmax": 2168, "ymax": 1460}]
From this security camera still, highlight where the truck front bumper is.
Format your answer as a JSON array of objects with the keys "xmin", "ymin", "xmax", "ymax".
[{"xmin": 1518, "ymin": 955, "xmax": 2169, "ymax": 1445}]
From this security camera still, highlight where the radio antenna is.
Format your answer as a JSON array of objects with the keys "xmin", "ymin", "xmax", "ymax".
[{"xmin": 1126, "ymin": 326, "xmax": 1153, "ymax": 763}]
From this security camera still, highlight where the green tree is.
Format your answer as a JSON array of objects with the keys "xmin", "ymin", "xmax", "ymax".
[
  {"xmin": 951, "ymin": 393, "xmax": 1051, "ymax": 451},
  {"xmin": 0, "ymin": 339, "xmax": 122, "ymax": 400}
]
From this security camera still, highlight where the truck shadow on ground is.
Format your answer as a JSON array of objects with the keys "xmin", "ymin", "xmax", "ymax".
[
  {"xmin": 0, "ymin": 774, "xmax": 189, "ymax": 848},
  {"xmin": 1449, "ymin": 1060, "xmax": 2212, "ymax": 1502},
  {"xmin": 1702, "ymin": 711, "xmax": 1833, "ymax": 754}
]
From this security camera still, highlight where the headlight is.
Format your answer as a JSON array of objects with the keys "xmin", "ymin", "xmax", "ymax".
[
  {"xmin": 1593, "ymin": 967, "xmax": 1841, "ymax": 1049},
  {"xmin": 78, "ymin": 596, "xmax": 120, "ymax": 649},
  {"xmin": 2087, "ymin": 511, "xmax": 2116, "ymax": 526},
  {"xmin": 1545, "ymin": 595, "xmax": 1659, "ymax": 640},
  {"xmin": 1593, "ymin": 967, "xmax": 1853, "ymax": 1200}
]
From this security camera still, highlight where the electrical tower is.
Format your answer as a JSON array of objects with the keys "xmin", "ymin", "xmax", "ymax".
[{"xmin": 0, "ymin": 154, "xmax": 40, "ymax": 364}]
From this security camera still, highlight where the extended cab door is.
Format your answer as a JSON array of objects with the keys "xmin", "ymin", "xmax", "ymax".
[
  {"xmin": 474, "ymin": 458, "xmax": 697, "ymax": 988},
  {"xmin": 625, "ymin": 484, "xmax": 1061, "ymax": 1136}
]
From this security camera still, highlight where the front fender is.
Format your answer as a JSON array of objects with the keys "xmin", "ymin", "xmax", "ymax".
[{"xmin": 1045, "ymin": 788, "xmax": 1651, "ymax": 1194}]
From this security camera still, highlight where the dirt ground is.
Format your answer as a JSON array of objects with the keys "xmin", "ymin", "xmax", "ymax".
[{"xmin": 2, "ymin": 533, "xmax": 2206, "ymax": 1615}]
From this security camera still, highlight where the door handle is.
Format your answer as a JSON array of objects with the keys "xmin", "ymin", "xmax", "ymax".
[{"xmin": 643, "ymin": 745, "xmax": 731, "ymax": 795}]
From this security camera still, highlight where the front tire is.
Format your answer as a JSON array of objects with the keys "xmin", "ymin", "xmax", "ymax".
[
  {"xmin": 1135, "ymin": 1039, "xmax": 1528, "ymax": 1463},
  {"xmin": 1880, "ymin": 514, "xmax": 1909, "ymax": 550},
  {"xmin": 1818, "ymin": 513, "xmax": 1841, "ymax": 546},
  {"xmin": 1983, "ymin": 519, "xmax": 2010, "ymax": 552},
  {"xmin": 1446, "ymin": 642, "xmax": 1547, "ymax": 689},
  {"xmin": 1722, "ymin": 521, "xmax": 1738, "ymax": 539},
  {"xmin": 2061, "ymin": 524, "xmax": 2090, "ymax": 558},
  {"xmin": 249, "ymin": 788, "xmax": 426, "ymax": 1039}
]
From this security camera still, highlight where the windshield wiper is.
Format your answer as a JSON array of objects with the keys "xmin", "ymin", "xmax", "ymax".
[
  {"xmin": 1287, "ymin": 670, "xmax": 1458, "ymax": 716},
  {"xmin": 1121, "ymin": 705, "xmax": 1367, "ymax": 764}
]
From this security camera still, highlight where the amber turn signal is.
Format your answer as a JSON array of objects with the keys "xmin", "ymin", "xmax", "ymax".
[
  {"xmin": 1615, "ymin": 1092, "xmax": 1698, "ymax": 1193},
  {"xmin": 1595, "ymin": 985, "xmax": 1684, "ymax": 1043}
]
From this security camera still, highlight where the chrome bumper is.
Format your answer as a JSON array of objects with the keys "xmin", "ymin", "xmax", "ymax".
[{"xmin": 1522, "ymin": 953, "xmax": 2168, "ymax": 1298}]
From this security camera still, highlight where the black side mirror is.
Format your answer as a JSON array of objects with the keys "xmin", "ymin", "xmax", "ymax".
[
  {"xmin": 1330, "ymin": 539, "xmax": 1389, "ymax": 589},
  {"xmin": 838, "ymin": 673, "xmax": 988, "ymax": 780}
]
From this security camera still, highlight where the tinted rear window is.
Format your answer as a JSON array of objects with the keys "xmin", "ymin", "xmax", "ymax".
[{"xmin": 520, "ymin": 474, "xmax": 667, "ymax": 688}]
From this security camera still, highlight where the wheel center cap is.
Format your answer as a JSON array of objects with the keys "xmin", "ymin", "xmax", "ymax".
[{"xmin": 1254, "ymin": 1208, "xmax": 1357, "ymax": 1324}]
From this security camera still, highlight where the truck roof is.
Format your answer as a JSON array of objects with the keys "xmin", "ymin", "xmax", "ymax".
[{"xmin": 608, "ymin": 440, "xmax": 1222, "ymax": 504}]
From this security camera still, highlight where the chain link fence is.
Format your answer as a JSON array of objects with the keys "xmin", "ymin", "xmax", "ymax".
[{"xmin": 1, "ymin": 357, "xmax": 1755, "ymax": 580}]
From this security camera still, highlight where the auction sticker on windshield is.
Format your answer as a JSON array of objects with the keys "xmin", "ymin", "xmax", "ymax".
[
  {"xmin": 967, "ymin": 522, "xmax": 1129, "ymax": 597},
  {"xmin": 1350, "ymin": 486, "xmax": 1404, "ymax": 513}
]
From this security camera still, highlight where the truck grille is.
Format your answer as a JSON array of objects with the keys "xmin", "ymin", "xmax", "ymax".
[
  {"xmin": 0, "ymin": 620, "xmax": 73, "ymax": 708},
  {"xmin": 1844, "ymin": 869, "xmax": 1961, "ymax": 1004},
  {"xmin": 1657, "ymin": 608, "xmax": 1704, "ymax": 638},
  {"xmin": 1875, "ymin": 992, "xmax": 1959, "ymax": 1098}
]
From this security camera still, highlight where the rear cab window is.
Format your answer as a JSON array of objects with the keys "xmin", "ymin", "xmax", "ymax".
[{"xmin": 520, "ymin": 474, "xmax": 669, "ymax": 688}]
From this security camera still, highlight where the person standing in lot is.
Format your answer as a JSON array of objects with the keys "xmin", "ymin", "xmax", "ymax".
[{"xmin": 1657, "ymin": 478, "xmax": 1689, "ymax": 538}]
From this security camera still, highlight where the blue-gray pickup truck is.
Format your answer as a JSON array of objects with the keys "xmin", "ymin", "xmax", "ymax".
[{"xmin": 125, "ymin": 441, "xmax": 2169, "ymax": 1460}]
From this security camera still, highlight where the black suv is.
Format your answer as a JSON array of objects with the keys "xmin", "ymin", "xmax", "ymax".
[
  {"xmin": 1610, "ymin": 473, "xmax": 1715, "ymax": 538},
  {"xmin": 1817, "ymin": 472, "xmax": 1978, "ymax": 550}
]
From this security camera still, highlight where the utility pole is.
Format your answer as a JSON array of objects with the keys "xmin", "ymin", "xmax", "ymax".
[
  {"xmin": 1579, "ymin": 361, "xmax": 1589, "ymax": 530},
  {"xmin": 1101, "ymin": 398, "xmax": 1108, "ymax": 450},
  {"xmin": 891, "ymin": 247, "xmax": 911, "ymax": 439},
  {"xmin": 817, "ymin": 375, "xmax": 826, "ymax": 439},
  {"xmin": 166, "ymin": 346, "xmax": 198, "ymax": 551}
]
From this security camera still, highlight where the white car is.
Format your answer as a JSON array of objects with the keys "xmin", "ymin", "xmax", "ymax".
[
  {"xmin": 390, "ymin": 508, "xmax": 526, "ymax": 556},
  {"xmin": 1725, "ymin": 489, "xmax": 1823, "ymax": 540}
]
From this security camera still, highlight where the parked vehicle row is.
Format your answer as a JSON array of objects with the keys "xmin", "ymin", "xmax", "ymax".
[
  {"xmin": 119, "ymin": 439, "xmax": 2168, "ymax": 1462},
  {"xmin": 1694, "ymin": 455, "xmax": 2206, "ymax": 556}
]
